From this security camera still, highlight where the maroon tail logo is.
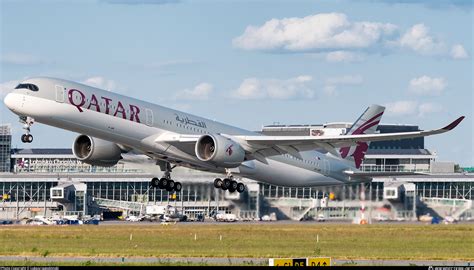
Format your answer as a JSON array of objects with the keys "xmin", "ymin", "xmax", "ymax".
[
  {"xmin": 340, "ymin": 111, "xmax": 383, "ymax": 169},
  {"xmin": 226, "ymin": 144, "xmax": 234, "ymax": 156}
]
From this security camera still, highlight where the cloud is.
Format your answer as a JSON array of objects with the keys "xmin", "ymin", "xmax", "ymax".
[
  {"xmin": 234, "ymin": 13, "xmax": 467, "ymax": 60},
  {"xmin": 173, "ymin": 82, "xmax": 214, "ymax": 100},
  {"xmin": 385, "ymin": 100, "xmax": 444, "ymax": 117},
  {"xmin": 0, "ymin": 80, "xmax": 19, "ymax": 98},
  {"xmin": 232, "ymin": 75, "xmax": 314, "ymax": 100},
  {"xmin": 397, "ymin": 24, "xmax": 446, "ymax": 55},
  {"xmin": 1, "ymin": 53, "xmax": 47, "ymax": 65},
  {"xmin": 409, "ymin": 76, "xmax": 447, "ymax": 96},
  {"xmin": 325, "ymin": 51, "xmax": 364, "ymax": 63},
  {"xmin": 450, "ymin": 44, "xmax": 469, "ymax": 59},
  {"xmin": 101, "ymin": 0, "xmax": 181, "ymax": 4},
  {"xmin": 418, "ymin": 102, "xmax": 444, "ymax": 117},
  {"xmin": 82, "ymin": 76, "xmax": 117, "ymax": 91},
  {"xmin": 233, "ymin": 13, "xmax": 397, "ymax": 52},
  {"xmin": 385, "ymin": 100, "xmax": 418, "ymax": 116}
]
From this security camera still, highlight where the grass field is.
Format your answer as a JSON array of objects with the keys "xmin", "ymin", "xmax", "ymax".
[
  {"xmin": 0, "ymin": 260, "xmax": 243, "ymax": 267},
  {"xmin": 0, "ymin": 261, "xmax": 207, "ymax": 267},
  {"xmin": 0, "ymin": 223, "xmax": 472, "ymax": 261}
]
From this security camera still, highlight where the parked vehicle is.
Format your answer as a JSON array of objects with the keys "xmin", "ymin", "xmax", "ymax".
[
  {"xmin": 215, "ymin": 213, "xmax": 238, "ymax": 222},
  {"xmin": 317, "ymin": 214, "xmax": 326, "ymax": 222}
]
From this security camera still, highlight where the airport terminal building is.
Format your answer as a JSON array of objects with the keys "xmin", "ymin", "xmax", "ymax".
[{"xmin": 0, "ymin": 123, "xmax": 473, "ymax": 222}]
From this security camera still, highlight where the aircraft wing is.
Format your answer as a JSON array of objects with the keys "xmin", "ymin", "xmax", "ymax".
[
  {"xmin": 236, "ymin": 116, "xmax": 464, "ymax": 148},
  {"xmin": 154, "ymin": 116, "xmax": 464, "ymax": 162},
  {"xmin": 342, "ymin": 170, "xmax": 429, "ymax": 177},
  {"xmin": 234, "ymin": 116, "xmax": 464, "ymax": 159}
]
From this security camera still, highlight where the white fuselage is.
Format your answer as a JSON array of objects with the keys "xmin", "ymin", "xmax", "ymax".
[{"xmin": 4, "ymin": 77, "xmax": 358, "ymax": 187}]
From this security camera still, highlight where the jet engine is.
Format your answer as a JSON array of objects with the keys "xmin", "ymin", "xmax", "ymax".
[
  {"xmin": 195, "ymin": 134, "xmax": 245, "ymax": 168},
  {"xmin": 72, "ymin": 135, "xmax": 122, "ymax": 167}
]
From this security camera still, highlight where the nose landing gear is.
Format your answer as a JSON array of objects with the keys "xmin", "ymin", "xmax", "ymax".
[
  {"xmin": 19, "ymin": 116, "xmax": 34, "ymax": 143},
  {"xmin": 21, "ymin": 134, "xmax": 33, "ymax": 143}
]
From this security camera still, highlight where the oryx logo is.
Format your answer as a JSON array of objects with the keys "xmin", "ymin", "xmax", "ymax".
[
  {"xmin": 226, "ymin": 144, "xmax": 234, "ymax": 156},
  {"xmin": 339, "ymin": 111, "xmax": 383, "ymax": 169}
]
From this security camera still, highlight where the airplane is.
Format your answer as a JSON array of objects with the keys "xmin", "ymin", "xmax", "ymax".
[{"xmin": 3, "ymin": 77, "xmax": 464, "ymax": 193}]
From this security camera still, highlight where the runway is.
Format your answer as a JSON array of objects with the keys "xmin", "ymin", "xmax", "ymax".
[{"xmin": 0, "ymin": 255, "xmax": 471, "ymax": 266}]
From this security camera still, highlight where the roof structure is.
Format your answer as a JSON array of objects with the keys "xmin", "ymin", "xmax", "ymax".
[{"xmin": 0, "ymin": 125, "xmax": 11, "ymax": 136}]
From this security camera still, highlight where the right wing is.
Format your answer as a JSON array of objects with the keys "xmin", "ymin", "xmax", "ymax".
[
  {"xmin": 343, "ymin": 170, "xmax": 429, "ymax": 177},
  {"xmin": 149, "ymin": 116, "xmax": 464, "ymax": 163},
  {"xmin": 233, "ymin": 116, "xmax": 465, "ymax": 161},
  {"xmin": 236, "ymin": 116, "xmax": 464, "ymax": 148}
]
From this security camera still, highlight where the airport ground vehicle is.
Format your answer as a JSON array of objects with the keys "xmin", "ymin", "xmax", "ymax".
[{"xmin": 317, "ymin": 214, "xmax": 326, "ymax": 222}]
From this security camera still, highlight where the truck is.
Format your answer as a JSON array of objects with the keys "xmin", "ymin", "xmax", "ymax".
[
  {"xmin": 215, "ymin": 213, "xmax": 238, "ymax": 222},
  {"xmin": 146, "ymin": 205, "xmax": 168, "ymax": 215}
]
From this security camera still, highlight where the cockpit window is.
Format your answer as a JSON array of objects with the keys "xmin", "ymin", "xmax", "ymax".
[{"xmin": 15, "ymin": 83, "xmax": 39, "ymax": 92}]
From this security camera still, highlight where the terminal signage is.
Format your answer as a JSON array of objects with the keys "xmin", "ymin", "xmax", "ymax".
[{"xmin": 269, "ymin": 257, "xmax": 331, "ymax": 266}]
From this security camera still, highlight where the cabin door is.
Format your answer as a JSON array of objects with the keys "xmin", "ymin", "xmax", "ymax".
[
  {"xmin": 55, "ymin": 85, "xmax": 65, "ymax": 103},
  {"xmin": 145, "ymin": 109, "xmax": 154, "ymax": 126},
  {"xmin": 322, "ymin": 160, "xmax": 330, "ymax": 175}
]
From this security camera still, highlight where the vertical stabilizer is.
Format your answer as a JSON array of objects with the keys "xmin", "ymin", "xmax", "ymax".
[{"xmin": 339, "ymin": 104, "xmax": 385, "ymax": 169}]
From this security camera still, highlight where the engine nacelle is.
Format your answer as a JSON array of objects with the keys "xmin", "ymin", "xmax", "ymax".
[
  {"xmin": 72, "ymin": 135, "xmax": 122, "ymax": 167},
  {"xmin": 195, "ymin": 134, "xmax": 245, "ymax": 168}
]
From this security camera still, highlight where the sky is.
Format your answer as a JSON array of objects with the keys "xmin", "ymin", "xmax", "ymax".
[{"xmin": 0, "ymin": 0, "xmax": 472, "ymax": 166}]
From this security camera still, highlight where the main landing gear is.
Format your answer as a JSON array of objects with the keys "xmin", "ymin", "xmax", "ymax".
[
  {"xmin": 213, "ymin": 177, "xmax": 245, "ymax": 193},
  {"xmin": 150, "ymin": 162, "xmax": 182, "ymax": 192},
  {"xmin": 150, "ymin": 177, "xmax": 182, "ymax": 192},
  {"xmin": 20, "ymin": 116, "xmax": 34, "ymax": 143}
]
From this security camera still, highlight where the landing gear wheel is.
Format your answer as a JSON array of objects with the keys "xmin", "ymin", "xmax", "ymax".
[
  {"xmin": 223, "ymin": 178, "xmax": 232, "ymax": 190},
  {"xmin": 174, "ymin": 182, "xmax": 182, "ymax": 192},
  {"xmin": 151, "ymin": 177, "xmax": 160, "ymax": 188},
  {"xmin": 214, "ymin": 178, "xmax": 223, "ymax": 188},
  {"xmin": 21, "ymin": 134, "xmax": 33, "ymax": 143},
  {"xmin": 158, "ymin": 178, "xmax": 168, "ymax": 189},
  {"xmin": 236, "ymin": 183, "xmax": 245, "ymax": 193},
  {"xmin": 19, "ymin": 116, "xmax": 34, "ymax": 143},
  {"xmin": 229, "ymin": 180, "xmax": 238, "ymax": 193},
  {"xmin": 166, "ymin": 180, "xmax": 175, "ymax": 192}
]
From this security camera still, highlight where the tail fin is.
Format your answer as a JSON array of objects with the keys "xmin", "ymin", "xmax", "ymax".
[{"xmin": 339, "ymin": 104, "xmax": 385, "ymax": 169}]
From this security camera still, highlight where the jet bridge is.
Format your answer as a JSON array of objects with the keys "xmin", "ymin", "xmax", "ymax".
[{"xmin": 50, "ymin": 181, "xmax": 87, "ymax": 216}]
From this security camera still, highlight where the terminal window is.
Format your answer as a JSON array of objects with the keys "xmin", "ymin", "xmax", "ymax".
[{"xmin": 51, "ymin": 189, "xmax": 63, "ymax": 198}]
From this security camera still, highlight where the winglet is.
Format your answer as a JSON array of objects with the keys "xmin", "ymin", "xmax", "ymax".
[{"xmin": 442, "ymin": 116, "xmax": 465, "ymax": 130}]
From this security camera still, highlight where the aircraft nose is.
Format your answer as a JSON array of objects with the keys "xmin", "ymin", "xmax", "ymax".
[{"xmin": 3, "ymin": 92, "xmax": 18, "ymax": 111}]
